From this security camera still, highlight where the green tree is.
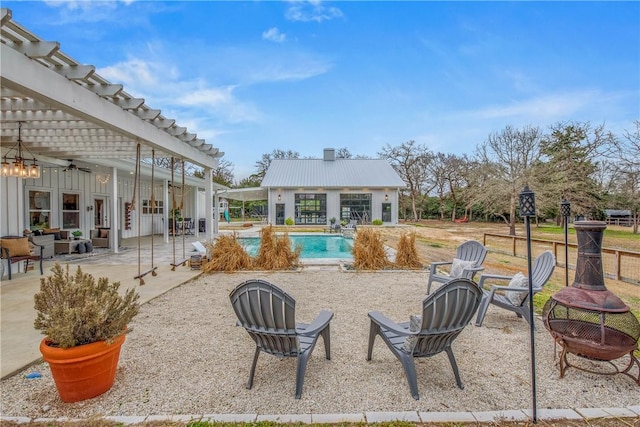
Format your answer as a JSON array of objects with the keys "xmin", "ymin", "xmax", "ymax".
[{"xmin": 536, "ymin": 122, "xmax": 615, "ymax": 221}]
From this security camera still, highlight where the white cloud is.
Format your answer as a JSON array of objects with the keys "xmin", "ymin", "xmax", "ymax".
[
  {"xmin": 262, "ymin": 27, "xmax": 286, "ymax": 43},
  {"xmin": 467, "ymin": 91, "xmax": 602, "ymax": 121},
  {"xmin": 98, "ymin": 56, "xmax": 261, "ymax": 126},
  {"xmin": 285, "ymin": 0, "xmax": 343, "ymax": 23}
]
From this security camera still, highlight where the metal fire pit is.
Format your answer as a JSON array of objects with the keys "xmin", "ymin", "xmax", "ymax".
[{"xmin": 542, "ymin": 221, "xmax": 640, "ymax": 385}]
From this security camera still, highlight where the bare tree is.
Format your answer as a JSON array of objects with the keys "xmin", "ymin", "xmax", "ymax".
[
  {"xmin": 336, "ymin": 147, "xmax": 352, "ymax": 159},
  {"xmin": 475, "ymin": 125, "xmax": 543, "ymax": 236},
  {"xmin": 614, "ymin": 120, "xmax": 640, "ymax": 233},
  {"xmin": 379, "ymin": 141, "xmax": 434, "ymax": 221},
  {"xmin": 252, "ymin": 149, "xmax": 300, "ymax": 181},
  {"xmin": 427, "ymin": 153, "xmax": 470, "ymax": 221}
]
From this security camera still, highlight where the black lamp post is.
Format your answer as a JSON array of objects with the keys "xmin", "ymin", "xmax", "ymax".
[
  {"xmin": 561, "ymin": 199, "xmax": 571, "ymax": 287},
  {"xmin": 519, "ymin": 185, "xmax": 537, "ymax": 423}
]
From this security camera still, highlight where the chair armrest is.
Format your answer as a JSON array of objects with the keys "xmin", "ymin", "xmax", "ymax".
[
  {"xmin": 430, "ymin": 261, "xmax": 452, "ymax": 268},
  {"xmin": 462, "ymin": 266, "xmax": 484, "ymax": 275},
  {"xmin": 368, "ymin": 311, "xmax": 413, "ymax": 336},
  {"xmin": 490, "ymin": 284, "xmax": 541, "ymax": 293},
  {"xmin": 478, "ymin": 274, "xmax": 513, "ymax": 289},
  {"xmin": 1, "ymin": 246, "xmax": 8, "ymax": 259},
  {"xmin": 487, "ymin": 285, "xmax": 539, "ymax": 303},
  {"xmin": 429, "ymin": 261, "xmax": 452, "ymax": 275},
  {"xmin": 31, "ymin": 242, "xmax": 44, "ymax": 258},
  {"xmin": 297, "ymin": 310, "xmax": 333, "ymax": 336}
]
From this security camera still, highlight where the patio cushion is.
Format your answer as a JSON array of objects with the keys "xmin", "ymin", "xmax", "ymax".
[
  {"xmin": 506, "ymin": 272, "xmax": 528, "ymax": 306},
  {"xmin": 450, "ymin": 258, "xmax": 475, "ymax": 278},
  {"xmin": 402, "ymin": 315, "xmax": 422, "ymax": 352},
  {"xmin": 85, "ymin": 241, "xmax": 93, "ymax": 253},
  {"xmin": 77, "ymin": 242, "xmax": 86, "ymax": 254},
  {"xmin": 99, "ymin": 228, "xmax": 109, "ymax": 238},
  {"xmin": 0, "ymin": 237, "xmax": 32, "ymax": 257}
]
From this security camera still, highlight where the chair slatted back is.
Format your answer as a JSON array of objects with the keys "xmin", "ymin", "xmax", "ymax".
[
  {"xmin": 230, "ymin": 279, "xmax": 299, "ymax": 357},
  {"xmin": 457, "ymin": 240, "xmax": 488, "ymax": 266},
  {"xmin": 531, "ymin": 250, "xmax": 556, "ymax": 290},
  {"xmin": 415, "ymin": 278, "xmax": 482, "ymax": 356}
]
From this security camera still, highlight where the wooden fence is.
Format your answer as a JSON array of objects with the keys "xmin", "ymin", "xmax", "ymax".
[{"xmin": 483, "ymin": 233, "xmax": 640, "ymax": 286}]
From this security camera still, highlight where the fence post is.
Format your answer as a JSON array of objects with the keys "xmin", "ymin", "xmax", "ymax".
[
  {"xmin": 512, "ymin": 236, "xmax": 516, "ymax": 257},
  {"xmin": 616, "ymin": 251, "xmax": 621, "ymax": 281}
]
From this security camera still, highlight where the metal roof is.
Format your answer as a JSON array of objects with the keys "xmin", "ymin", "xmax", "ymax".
[
  {"xmin": 0, "ymin": 8, "xmax": 222, "ymax": 169},
  {"xmin": 220, "ymin": 187, "xmax": 268, "ymax": 201},
  {"xmin": 261, "ymin": 158, "xmax": 406, "ymax": 188}
]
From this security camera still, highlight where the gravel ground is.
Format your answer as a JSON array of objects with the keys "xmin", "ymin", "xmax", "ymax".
[{"xmin": 1, "ymin": 269, "xmax": 638, "ymax": 418}]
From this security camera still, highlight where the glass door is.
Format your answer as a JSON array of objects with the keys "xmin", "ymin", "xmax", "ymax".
[
  {"xmin": 94, "ymin": 197, "xmax": 110, "ymax": 228},
  {"xmin": 275, "ymin": 203, "xmax": 285, "ymax": 225}
]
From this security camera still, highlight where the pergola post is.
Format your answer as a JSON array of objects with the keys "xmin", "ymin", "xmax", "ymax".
[
  {"xmin": 204, "ymin": 167, "xmax": 214, "ymax": 240},
  {"xmin": 110, "ymin": 166, "xmax": 119, "ymax": 253}
]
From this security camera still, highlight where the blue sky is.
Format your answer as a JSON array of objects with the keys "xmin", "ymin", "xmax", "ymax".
[{"xmin": 4, "ymin": 1, "xmax": 639, "ymax": 181}]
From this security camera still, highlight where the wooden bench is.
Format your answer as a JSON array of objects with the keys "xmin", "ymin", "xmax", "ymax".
[{"xmin": 0, "ymin": 236, "xmax": 44, "ymax": 280}]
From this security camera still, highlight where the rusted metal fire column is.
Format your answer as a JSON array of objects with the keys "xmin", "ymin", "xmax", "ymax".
[{"xmin": 543, "ymin": 221, "xmax": 640, "ymax": 385}]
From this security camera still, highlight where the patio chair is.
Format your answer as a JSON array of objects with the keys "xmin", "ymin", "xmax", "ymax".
[
  {"xmin": 0, "ymin": 236, "xmax": 44, "ymax": 280},
  {"xmin": 426, "ymin": 240, "xmax": 487, "ymax": 294},
  {"xmin": 183, "ymin": 218, "xmax": 194, "ymax": 235},
  {"xmin": 475, "ymin": 250, "xmax": 556, "ymax": 327},
  {"xmin": 367, "ymin": 278, "xmax": 483, "ymax": 399},
  {"xmin": 229, "ymin": 279, "xmax": 333, "ymax": 399}
]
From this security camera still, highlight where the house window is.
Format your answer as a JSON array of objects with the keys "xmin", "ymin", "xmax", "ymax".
[
  {"xmin": 340, "ymin": 193, "xmax": 372, "ymax": 223},
  {"xmin": 29, "ymin": 190, "xmax": 51, "ymax": 229},
  {"xmin": 294, "ymin": 193, "xmax": 326, "ymax": 225},
  {"xmin": 142, "ymin": 199, "xmax": 163, "ymax": 215},
  {"xmin": 62, "ymin": 193, "xmax": 80, "ymax": 229}
]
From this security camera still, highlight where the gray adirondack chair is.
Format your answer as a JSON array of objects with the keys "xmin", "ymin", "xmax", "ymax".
[
  {"xmin": 229, "ymin": 279, "xmax": 333, "ymax": 399},
  {"xmin": 475, "ymin": 250, "xmax": 556, "ymax": 327},
  {"xmin": 427, "ymin": 240, "xmax": 488, "ymax": 294},
  {"xmin": 367, "ymin": 278, "xmax": 483, "ymax": 400}
]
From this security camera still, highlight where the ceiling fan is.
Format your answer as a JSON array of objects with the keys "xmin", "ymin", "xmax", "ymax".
[{"xmin": 63, "ymin": 160, "xmax": 92, "ymax": 173}]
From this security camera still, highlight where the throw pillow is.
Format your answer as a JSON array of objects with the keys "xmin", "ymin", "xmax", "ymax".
[
  {"xmin": 0, "ymin": 238, "xmax": 32, "ymax": 257},
  {"xmin": 402, "ymin": 315, "xmax": 422, "ymax": 352},
  {"xmin": 77, "ymin": 242, "xmax": 86, "ymax": 254},
  {"xmin": 450, "ymin": 258, "xmax": 476, "ymax": 278},
  {"xmin": 53, "ymin": 232, "xmax": 61, "ymax": 241},
  {"xmin": 84, "ymin": 241, "xmax": 93, "ymax": 253},
  {"xmin": 99, "ymin": 228, "xmax": 109, "ymax": 238},
  {"xmin": 505, "ymin": 272, "xmax": 529, "ymax": 306}
]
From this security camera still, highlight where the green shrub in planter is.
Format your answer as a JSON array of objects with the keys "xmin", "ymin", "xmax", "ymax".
[
  {"xmin": 34, "ymin": 263, "xmax": 140, "ymax": 348},
  {"xmin": 372, "ymin": 219, "xmax": 383, "ymax": 225},
  {"xmin": 285, "ymin": 217, "xmax": 294, "ymax": 226}
]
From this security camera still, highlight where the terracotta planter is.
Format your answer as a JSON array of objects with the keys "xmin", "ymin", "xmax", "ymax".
[{"xmin": 39, "ymin": 335, "xmax": 125, "ymax": 403}]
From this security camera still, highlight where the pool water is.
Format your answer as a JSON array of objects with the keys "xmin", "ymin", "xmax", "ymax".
[{"xmin": 239, "ymin": 235, "xmax": 354, "ymax": 259}]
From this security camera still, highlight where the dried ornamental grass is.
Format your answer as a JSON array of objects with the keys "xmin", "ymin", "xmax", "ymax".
[
  {"xmin": 352, "ymin": 228, "xmax": 391, "ymax": 270},
  {"xmin": 33, "ymin": 263, "xmax": 139, "ymax": 349},
  {"xmin": 394, "ymin": 232, "xmax": 423, "ymax": 269},
  {"xmin": 202, "ymin": 234, "xmax": 252, "ymax": 272},
  {"xmin": 254, "ymin": 226, "xmax": 300, "ymax": 270}
]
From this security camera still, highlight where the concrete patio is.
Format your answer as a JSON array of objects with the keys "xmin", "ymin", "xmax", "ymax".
[{"xmin": 1, "ymin": 233, "xmax": 213, "ymax": 379}]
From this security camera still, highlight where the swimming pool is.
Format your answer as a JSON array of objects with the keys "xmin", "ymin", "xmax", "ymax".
[{"xmin": 239, "ymin": 234, "xmax": 354, "ymax": 259}]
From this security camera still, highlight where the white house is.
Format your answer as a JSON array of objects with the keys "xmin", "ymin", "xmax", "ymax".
[{"xmin": 260, "ymin": 148, "xmax": 406, "ymax": 225}]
